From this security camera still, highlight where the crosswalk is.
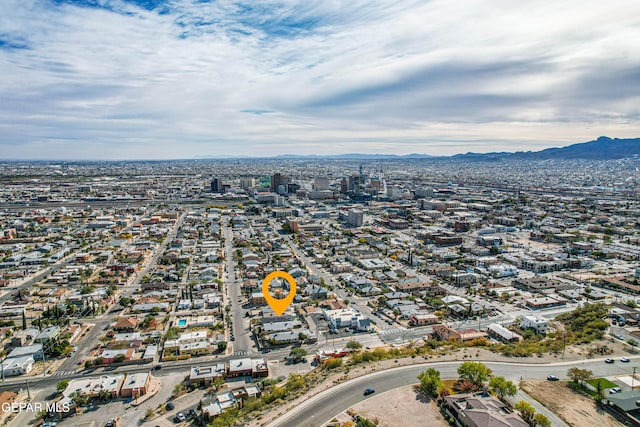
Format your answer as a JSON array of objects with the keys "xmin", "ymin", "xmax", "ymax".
[
  {"xmin": 51, "ymin": 370, "xmax": 76, "ymax": 377},
  {"xmin": 377, "ymin": 327, "xmax": 406, "ymax": 336},
  {"xmin": 233, "ymin": 351, "xmax": 252, "ymax": 356}
]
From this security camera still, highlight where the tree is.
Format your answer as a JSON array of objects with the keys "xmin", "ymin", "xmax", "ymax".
[
  {"xmin": 217, "ymin": 341, "xmax": 227, "ymax": 352},
  {"xmin": 533, "ymin": 413, "xmax": 551, "ymax": 427},
  {"xmin": 567, "ymin": 367, "xmax": 592, "ymax": 385},
  {"xmin": 212, "ymin": 376, "xmax": 225, "ymax": 390},
  {"xmin": 289, "ymin": 347, "xmax": 308, "ymax": 362},
  {"xmin": 144, "ymin": 408, "xmax": 154, "ymax": 419},
  {"xmin": 57, "ymin": 379, "xmax": 70, "ymax": 392},
  {"xmin": 113, "ymin": 354, "xmax": 125, "ymax": 363},
  {"xmin": 514, "ymin": 400, "xmax": 535, "ymax": 425},
  {"xmin": 417, "ymin": 368, "xmax": 441, "ymax": 398},
  {"xmin": 457, "ymin": 361, "xmax": 492, "ymax": 386},
  {"xmin": 628, "ymin": 338, "xmax": 638, "ymax": 352},
  {"xmin": 346, "ymin": 340, "xmax": 363, "ymax": 351},
  {"xmin": 70, "ymin": 390, "xmax": 89, "ymax": 407},
  {"xmin": 489, "ymin": 376, "xmax": 517, "ymax": 399}
]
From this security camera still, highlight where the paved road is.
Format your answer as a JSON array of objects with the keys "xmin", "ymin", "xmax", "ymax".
[
  {"xmin": 265, "ymin": 358, "xmax": 640, "ymax": 427},
  {"xmin": 223, "ymin": 226, "xmax": 252, "ymax": 354}
]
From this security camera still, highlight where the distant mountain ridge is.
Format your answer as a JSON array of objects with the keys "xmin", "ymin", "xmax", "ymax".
[
  {"xmin": 193, "ymin": 136, "xmax": 640, "ymax": 160},
  {"xmin": 275, "ymin": 136, "xmax": 640, "ymax": 161},
  {"xmin": 451, "ymin": 136, "xmax": 640, "ymax": 161}
]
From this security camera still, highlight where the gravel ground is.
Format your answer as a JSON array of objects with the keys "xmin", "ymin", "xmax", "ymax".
[
  {"xmin": 521, "ymin": 380, "xmax": 623, "ymax": 427},
  {"xmin": 328, "ymin": 385, "xmax": 447, "ymax": 427}
]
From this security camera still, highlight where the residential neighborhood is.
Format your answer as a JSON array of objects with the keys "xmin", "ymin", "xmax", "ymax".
[{"xmin": 0, "ymin": 157, "xmax": 639, "ymax": 427}]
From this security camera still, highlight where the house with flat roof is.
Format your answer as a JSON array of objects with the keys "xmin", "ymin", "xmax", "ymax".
[
  {"xmin": 443, "ymin": 392, "xmax": 528, "ymax": 427},
  {"xmin": 487, "ymin": 324, "xmax": 522, "ymax": 343},
  {"xmin": 189, "ymin": 364, "xmax": 226, "ymax": 385},
  {"xmin": 520, "ymin": 315, "xmax": 548, "ymax": 334},
  {"xmin": 120, "ymin": 372, "xmax": 152, "ymax": 398},
  {"xmin": 0, "ymin": 355, "xmax": 34, "ymax": 376},
  {"xmin": 7, "ymin": 344, "xmax": 44, "ymax": 360},
  {"xmin": 227, "ymin": 358, "xmax": 252, "ymax": 377}
]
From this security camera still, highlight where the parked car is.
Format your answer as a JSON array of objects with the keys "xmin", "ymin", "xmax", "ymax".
[
  {"xmin": 175, "ymin": 412, "xmax": 186, "ymax": 422},
  {"xmin": 546, "ymin": 375, "xmax": 559, "ymax": 381},
  {"xmin": 605, "ymin": 358, "xmax": 615, "ymax": 364},
  {"xmin": 363, "ymin": 388, "xmax": 375, "ymax": 396},
  {"xmin": 621, "ymin": 357, "xmax": 630, "ymax": 362},
  {"xmin": 609, "ymin": 387, "xmax": 622, "ymax": 394}
]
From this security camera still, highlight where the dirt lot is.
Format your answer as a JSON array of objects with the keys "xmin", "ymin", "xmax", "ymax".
[
  {"xmin": 329, "ymin": 385, "xmax": 447, "ymax": 427},
  {"xmin": 521, "ymin": 380, "xmax": 623, "ymax": 427}
]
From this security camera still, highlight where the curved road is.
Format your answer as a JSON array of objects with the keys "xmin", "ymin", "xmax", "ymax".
[{"xmin": 266, "ymin": 358, "xmax": 639, "ymax": 427}]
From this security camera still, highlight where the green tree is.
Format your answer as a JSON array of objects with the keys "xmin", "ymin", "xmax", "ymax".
[
  {"xmin": 289, "ymin": 347, "xmax": 308, "ymax": 362},
  {"xmin": 627, "ymin": 338, "xmax": 638, "ymax": 352},
  {"xmin": 457, "ymin": 361, "xmax": 492, "ymax": 386},
  {"xmin": 70, "ymin": 390, "xmax": 89, "ymax": 407},
  {"xmin": 355, "ymin": 417, "xmax": 377, "ymax": 427},
  {"xmin": 346, "ymin": 340, "xmax": 363, "ymax": 351},
  {"xmin": 567, "ymin": 367, "xmax": 592, "ymax": 385},
  {"xmin": 210, "ymin": 408, "xmax": 239, "ymax": 427},
  {"xmin": 514, "ymin": 400, "xmax": 535, "ymax": 425},
  {"xmin": 211, "ymin": 376, "xmax": 225, "ymax": 390},
  {"xmin": 217, "ymin": 341, "xmax": 228, "ymax": 352},
  {"xmin": 56, "ymin": 379, "xmax": 70, "ymax": 392},
  {"xmin": 489, "ymin": 376, "xmax": 517, "ymax": 399},
  {"xmin": 534, "ymin": 413, "xmax": 551, "ymax": 427},
  {"xmin": 144, "ymin": 408, "xmax": 154, "ymax": 419},
  {"xmin": 417, "ymin": 368, "xmax": 441, "ymax": 398}
]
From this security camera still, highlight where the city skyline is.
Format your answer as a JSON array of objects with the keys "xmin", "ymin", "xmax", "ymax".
[{"xmin": 2, "ymin": 0, "xmax": 640, "ymax": 160}]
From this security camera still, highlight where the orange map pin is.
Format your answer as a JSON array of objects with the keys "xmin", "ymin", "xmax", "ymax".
[{"xmin": 262, "ymin": 271, "xmax": 297, "ymax": 316}]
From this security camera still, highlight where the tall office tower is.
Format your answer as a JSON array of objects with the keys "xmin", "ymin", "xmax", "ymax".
[
  {"xmin": 340, "ymin": 178, "xmax": 349, "ymax": 194},
  {"xmin": 349, "ymin": 174, "xmax": 361, "ymax": 194},
  {"xmin": 370, "ymin": 178, "xmax": 382, "ymax": 193},
  {"xmin": 359, "ymin": 164, "xmax": 363, "ymax": 176},
  {"xmin": 211, "ymin": 178, "xmax": 221, "ymax": 193},
  {"xmin": 270, "ymin": 173, "xmax": 281, "ymax": 192},
  {"xmin": 239, "ymin": 177, "xmax": 255, "ymax": 190},
  {"xmin": 314, "ymin": 177, "xmax": 330, "ymax": 191},
  {"xmin": 280, "ymin": 176, "xmax": 289, "ymax": 192},
  {"xmin": 347, "ymin": 209, "xmax": 364, "ymax": 227}
]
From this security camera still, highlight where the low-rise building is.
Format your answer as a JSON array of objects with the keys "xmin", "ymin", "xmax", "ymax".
[
  {"xmin": 443, "ymin": 392, "xmax": 528, "ymax": 427},
  {"xmin": 520, "ymin": 315, "xmax": 548, "ymax": 334},
  {"xmin": 432, "ymin": 324, "xmax": 487, "ymax": 342},
  {"xmin": 189, "ymin": 364, "xmax": 226, "ymax": 385},
  {"xmin": 486, "ymin": 324, "xmax": 522, "ymax": 343},
  {"xmin": 0, "ymin": 355, "xmax": 34, "ymax": 376},
  {"xmin": 120, "ymin": 372, "xmax": 152, "ymax": 398}
]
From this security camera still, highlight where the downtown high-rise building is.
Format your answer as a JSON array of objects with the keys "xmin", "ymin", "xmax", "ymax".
[{"xmin": 211, "ymin": 178, "xmax": 221, "ymax": 193}]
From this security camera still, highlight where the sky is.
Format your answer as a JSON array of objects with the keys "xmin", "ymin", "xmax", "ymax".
[{"xmin": 1, "ymin": 0, "xmax": 640, "ymax": 160}]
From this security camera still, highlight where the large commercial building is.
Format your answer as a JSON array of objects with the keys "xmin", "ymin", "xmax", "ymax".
[{"xmin": 347, "ymin": 209, "xmax": 364, "ymax": 227}]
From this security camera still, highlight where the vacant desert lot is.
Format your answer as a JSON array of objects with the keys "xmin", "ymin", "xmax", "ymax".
[
  {"xmin": 328, "ymin": 385, "xmax": 447, "ymax": 427},
  {"xmin": 521, "ymin": 380, "xmax": 622, "ymax": 427}
]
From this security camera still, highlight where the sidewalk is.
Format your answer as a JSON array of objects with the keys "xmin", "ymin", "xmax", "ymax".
[{"xmin": 506, "ymin": 389, "xmax": 570, "ymax": 427}]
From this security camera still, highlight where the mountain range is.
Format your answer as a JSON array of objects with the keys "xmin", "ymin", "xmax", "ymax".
[{"xmin": 274, "ymin": 136, "xmax": 640, "ymax": 161}]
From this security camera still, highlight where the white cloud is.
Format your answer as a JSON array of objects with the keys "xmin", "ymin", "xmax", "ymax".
[{"xmin": 0, "ymin": 0, "xmax": 639, "ymax": 159}]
